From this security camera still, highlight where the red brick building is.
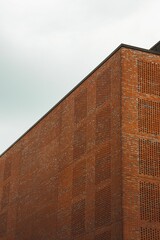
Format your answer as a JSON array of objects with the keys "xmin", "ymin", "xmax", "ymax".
[{"xmin": 0, "ymin": 41, "xmax": 160, "ymax": 240}]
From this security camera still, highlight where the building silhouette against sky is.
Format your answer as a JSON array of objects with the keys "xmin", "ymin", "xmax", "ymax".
[{"xmin": 0, "ymin": 41, "xmax": 160, "ymax": 240}]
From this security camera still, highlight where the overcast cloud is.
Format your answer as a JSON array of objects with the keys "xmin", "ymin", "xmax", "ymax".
[{"xmin": 0, "ymin": 0, "xmax": 160, "ymax": 154}]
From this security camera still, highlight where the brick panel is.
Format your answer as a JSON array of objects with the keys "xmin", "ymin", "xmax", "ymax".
[
  {"xmin": 138, "ymin": 60, "xmax": 160, "ymax": 96},
  {"xmin": 58, "ymin": 165, "xmax": 72, "ymax": 196},
  {"xmin": 58, "ymin": 146, "xmax": 73, "ymax": 172},
  {"xmin": 72, "ymin": 159, "xmax": 86, "ymax": 197},
  {"xmin": 95, "ymin": 230, "xmax": 111, "ymax": 240},
  {"xmin": 96, "ymin": 106, "xmax": 111, "ymax": 144},
  {"xmin": 3, "ymin": 158, "xmax": 11, "ymax": 180},
  {"xmin": 96, "ymin": 69, "xmax": 111, "ymax": 107},
  {"xmin": 1, "ymin": 182, "xmax": 10, "ymax": 209},
  {"xmin": 139, "ymin": 139, "xmax": 160, "ymax": 177},
  {"xmin": 74, "ymin": 89, "xmax": 87, "ymax": 123},
  {"xmin": 73, "ymin": 123, "xmax": 87, "ymax": 160},
  {"xmin": 0, "ymin": 212, "xmax": 7, "ymax": 237},
  {"xmin": 138, "ymin": 98, "xmax": 160, "ymax": 135},
  {"xmin": 140, "ymin": 181, "xmax": 160, "ymax": 222},
  {"xmin": 95, "ymin": 185, "xmax": 111, "ymax": 228},
  {"xmin": 71, "ymin": 199, "xmax": 85, "ymax": 236},
  {"xmin": 95, "ymin": 143, "xmax": 111, "ymax": 184},
  {"xmin": 140, "ymin": 227, "xmax": 160, "ymax": 240},
  {"xmin": 57, "ymin": 207, "xmax": 71, "ymax": 240}
]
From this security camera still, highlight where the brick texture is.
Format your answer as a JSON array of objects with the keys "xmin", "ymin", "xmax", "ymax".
[
  {"xmin": 0, "ymin": 44, "xmax": 159, "ymax": 239},
  {"xmin": 121, "ymin": 48, "xmax": 160, "ymax": 240}
]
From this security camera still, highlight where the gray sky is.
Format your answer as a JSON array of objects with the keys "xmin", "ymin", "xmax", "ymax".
[{"xmin": 0, "ymin": 0, "xmax": 160, "ymax": 154}]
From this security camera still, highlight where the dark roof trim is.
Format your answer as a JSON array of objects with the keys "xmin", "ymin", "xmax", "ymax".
[
  {"xmin": 1, "ymin": 43, "xmax": 160, "ymax": 157},
  {"xmin": 150, "ymin": 41, "xmax": 160, "ymax": 53}
]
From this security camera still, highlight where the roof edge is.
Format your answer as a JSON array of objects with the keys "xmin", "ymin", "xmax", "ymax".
[
  {"xmin": 1, "ymin": 43, "xmax": 160, "ymax": 157},
  {"xmin": 150, "ymin": 41, "xmax": 160, "ymax": 51}
]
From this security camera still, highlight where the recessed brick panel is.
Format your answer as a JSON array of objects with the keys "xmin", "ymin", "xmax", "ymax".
[
  {"xmin": 73, "ymin": 124, "xmax": 87, "ymax": 160},
  {"xmin": 0, "ymin": 212, "xmax": 7, "ymax": 237},
  {"xmin": 71, "ymin": 199, "xmax": 85, "ymax": 236},
  {"xmin": 95, "ymin": 230, "xmax": 111, "ymax": 240},
  {"xmin": 51, "ymin": 110, "xmax": 62, "ymax": 140},
  {"xmin": 3, "ymin": 158, "xmax": 11, "ymax": 180},
  {"xmin": 57, "ymin": 208, "xmax": 71, "ymax": 240},
  {"xmin": 140, "ymin": 227, "xmax": 160, "ymax": 240},
  {"xmin": 96, "ymin": 106, "xmax": 111, "ymax": 144},
  {"xmin": 140, "ymin": 181, "xmax": 160, "ymax": 222},
  {"xmin": 138, "ymin": 98, "xmax": 160, "ymax": 135},
  {"xmin": 58, "ymin": 147, "xmax": 73, "ymax": 172},
  {"xmin": 95, "ymin": 185, "xmax": 111, "ymax": 228},
  {"xmin": 1, "ymin": 182, "xmax": 10, "ymax": 209},
  {"xmin": 139, "ymin": 139, "xmax": 160, "ymax": 177},
  {"xmin": 72, "ymin": 159, "xmax": 86, "ymax": 197},
  {"xmin": 58, "ymin": 165, "xmax": 72, "ymax": 196},
  {"xmin": 95, "ymin": 143, "xmax": 111, "ymax": 184},
  {"xmin": 96, "ymin": 69, "xmax": 111, "ymax": 107},
  {"xmin": 138, "ymin": 60, "xmax": 160, "ymax": 96},
  {"xmin": 74, "ymin": 89, "xmax": 87, "ymax": 123}
]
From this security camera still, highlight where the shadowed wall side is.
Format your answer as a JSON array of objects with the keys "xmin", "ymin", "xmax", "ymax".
[{"xmin": 0, "ymin": 50, "xmax": 122, "ymax": 239}]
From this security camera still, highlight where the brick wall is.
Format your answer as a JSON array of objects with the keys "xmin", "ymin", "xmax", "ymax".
[
  {"xmin": 0, "ymin": 50, "xmax": 122, "ymax": 239},
  {"xmin": 121, "ymin": 48, "xmax": 160, "ymax": 240}
]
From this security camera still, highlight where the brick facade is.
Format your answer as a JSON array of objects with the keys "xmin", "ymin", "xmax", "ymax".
[
  {"xmin": 121, "ymin": 47, "xmax": 160, "ymax": 240},
  {"xmin": 0, "ymin": 43, "xmax": 160, "ymax": 239}
]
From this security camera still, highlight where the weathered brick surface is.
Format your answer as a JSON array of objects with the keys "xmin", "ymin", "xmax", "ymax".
[{"xmin": 2, "ymin": 44, "xmax": 160, "ymax": 239}]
